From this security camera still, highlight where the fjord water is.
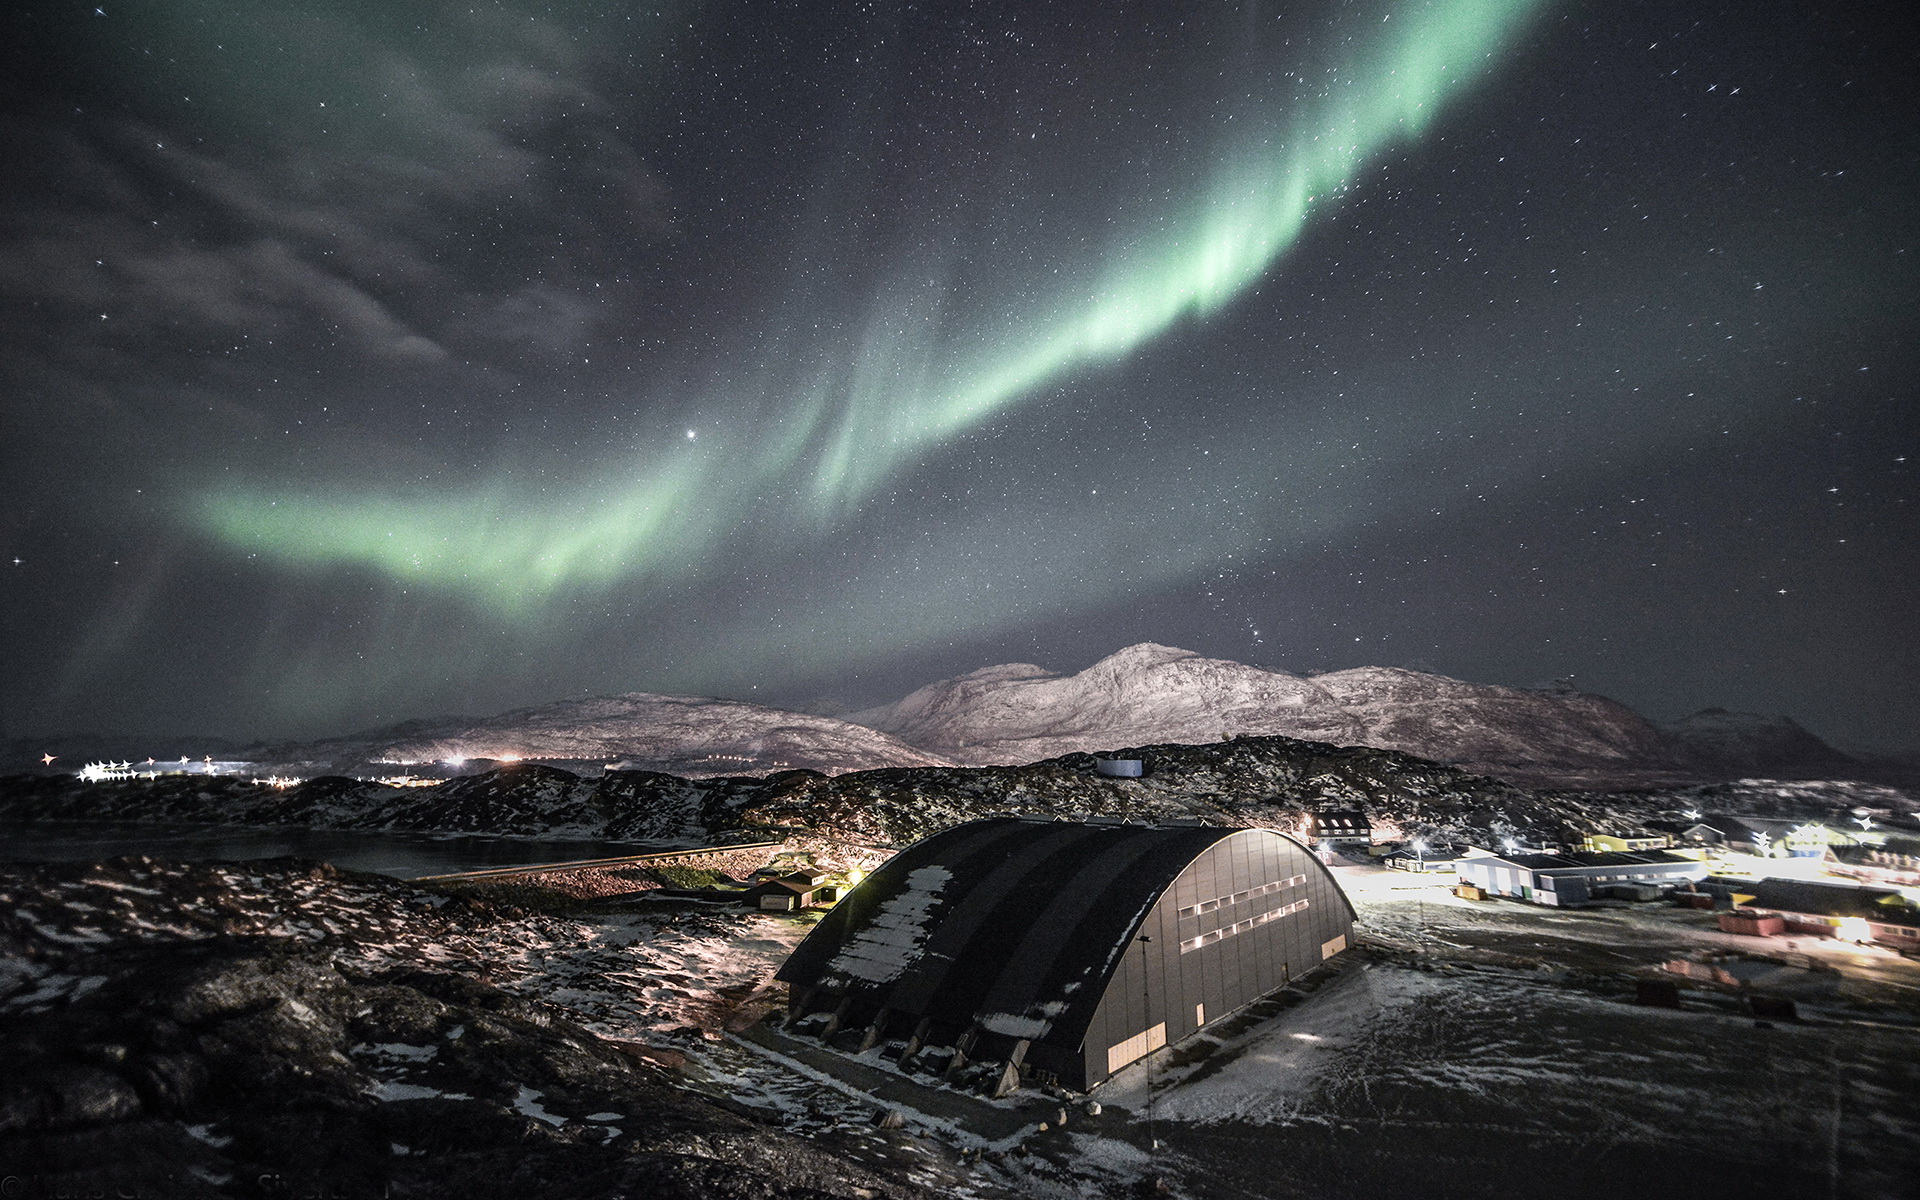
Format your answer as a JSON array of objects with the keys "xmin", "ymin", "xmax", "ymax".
[{"xmin": 0, "ymin": 819, "xmax": 678, "ymax": 879}]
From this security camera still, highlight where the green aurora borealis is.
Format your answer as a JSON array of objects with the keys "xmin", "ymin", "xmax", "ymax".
[
  {"xmin": 198, "ymin": 0, "xmax": 1550, "ymax": 610},
  {"xmin": 2, "ymin": 0, "xmax": 1915, "ymax": 742}
]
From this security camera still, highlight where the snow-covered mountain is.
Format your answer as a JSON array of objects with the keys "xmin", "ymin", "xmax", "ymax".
[
  {"xmin": 848, "ymin": 643, "xmax": 1802, "ymax": 787},
  {"xmin": 246, "ymin": 692, "xmax": 954, "ymax": 778},
  {"xmin": 1658, "ymin": 708, "xmax": 1858, "ymax": 778}
]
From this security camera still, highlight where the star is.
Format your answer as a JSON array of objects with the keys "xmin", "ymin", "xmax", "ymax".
[{"xmin": 41, "ymin": 753, "xmax": 56, "ymax": 765}]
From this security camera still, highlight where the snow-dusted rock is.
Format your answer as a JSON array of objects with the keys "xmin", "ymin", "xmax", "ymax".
[
  {"xmin": 851, "ymin": 644, "xmax": 1700, "ymax": 785},
  {"xmin": 251, "ymin": 692, "xmax": 954, "ymax": 778},
  {"xmin": 849, "ymin": 643, "xmax": 1362, "ymax": 765},
  {"xmin": 1308, "ymin": 666, "xmax": 1681, "ymax": 778},
  {"xmin": 1658, "ymin": 708, "xmax": 1857, "ymax": 778}
]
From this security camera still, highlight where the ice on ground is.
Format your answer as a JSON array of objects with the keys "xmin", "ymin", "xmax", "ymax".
[
  {"xmin": 366, "ymin": 1042, "xmax": 438, "ymax": 1062},
  {"xmin": 513, "ymin": 1085, "xmax": 566, "ymax": 1127},
  {"xmin": 366, "ymin": 1081, "xmax": 465, "ymax": 1102},
  {"xmin": 181, "ymin": 1123, "xmax": 234, "ymax": 1148},
  {"xmin": 1102, "ymin": 962, "xmax": 1441, "ymax": 1124}
]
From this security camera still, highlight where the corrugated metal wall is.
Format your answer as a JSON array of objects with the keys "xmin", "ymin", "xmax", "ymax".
[{"xmin": 1080, "ymin": 828, "xmax": 1353, "ymax": 1088}]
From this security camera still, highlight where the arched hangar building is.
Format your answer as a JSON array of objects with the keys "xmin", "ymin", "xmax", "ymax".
[{"xmin": 774, "ymin": 817, "xmax": 1356, "ymax": 1094}]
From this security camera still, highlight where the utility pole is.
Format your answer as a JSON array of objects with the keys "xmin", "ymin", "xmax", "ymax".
[{"xmin": 1137, "ymin": 933, "xmax": 1156, "ymax": 1154}]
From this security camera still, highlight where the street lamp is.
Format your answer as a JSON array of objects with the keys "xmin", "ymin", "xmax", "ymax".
[{"xmin": 1411, "ymin": 840, "xmax": 1428, "ymax": 926}]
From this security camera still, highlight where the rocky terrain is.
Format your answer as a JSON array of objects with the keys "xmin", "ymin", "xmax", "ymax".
[
  {"xmin": 847, "ymin": 643, "xmax": 1882, "ymax": 789},
  {"xmin": 8, "ymin": 695, "xmax": 956, "ymax": 783},
  {"xmin": 0, "ymin": 855, "xmax": 966, "ymax": 1200},
  {"xmin": 0, "ymin": 737, "xmax": 1539, "ymax": 850},
  {"xmin": 16, "ymin": 644, "xmax": 1889, "ymax": 792},
  {"xmin": 239, "ymin": 693, "xmax": 957, "ymax": 778},
  {"xmin": 9, "ymin": 734, "xmax": 1912, "ymax": 856},
  {"xmin": 1657, "ymin": 707, "xmax": 1862, "ymax": 779}
]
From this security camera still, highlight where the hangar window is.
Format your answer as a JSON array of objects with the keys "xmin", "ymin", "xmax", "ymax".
[
  {"xmin": 1179, "ymin": 898, "xmax": 1310, "ymax": 952},
  {"xmin": 1178, "ymin": 873, "xmax": 1308, "ymax": 918}
]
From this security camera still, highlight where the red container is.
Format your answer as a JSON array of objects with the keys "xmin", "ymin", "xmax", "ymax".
[{"xmin": 1718, "ymin": 911, "xmax": 1785, "ymax": 937}]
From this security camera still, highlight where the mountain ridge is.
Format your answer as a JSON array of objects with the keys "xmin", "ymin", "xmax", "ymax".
[
  {"xmin": 848, "ymin": 642, "xmax": 1852, "ymax": 788},
  {"xmin": 10, "ymin": 644, "xmax": 1876, "ymax": 790}
]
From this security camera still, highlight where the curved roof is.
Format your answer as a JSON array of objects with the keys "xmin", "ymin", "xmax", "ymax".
[{"xmin": 778, "ymin": 818, "xmax": 1339, "ymax": 1048}]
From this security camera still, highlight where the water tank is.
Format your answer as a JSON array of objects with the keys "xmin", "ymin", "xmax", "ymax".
[{"xmin": 1095, "ymin": 758, "xmax": 1144, "ymax": 778}]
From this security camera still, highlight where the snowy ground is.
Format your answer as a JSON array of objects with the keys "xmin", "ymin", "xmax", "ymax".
[
  {"xmin": 1074, "ymin": 865, "xmax": 1920, "ymax": 1200},
  {"xmin": 10, "ymin": 856, "xmax": 1919, "ymax": 1199},
  {"xmin": 373, "ymin": 863, "xmax": 1920, "ymax": 1199}
]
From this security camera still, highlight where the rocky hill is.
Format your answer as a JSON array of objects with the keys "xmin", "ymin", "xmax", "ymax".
[
  {"xmin": 0, "ymin": 856, "xmax": 943, "ymax": 1200},
  {"xmin": 1658, "ymin": 708, "xmax": 1860, "ymax": 779},
  {"xmin": 241, "ymin": 692, "xmax": 955, "ymax": 778},
  {"xmin": 850, "ymin": 643, "xmax": 1714, "ymax": 787},
  {"xmin": 15, "ymin": 731, "xmax": 1892, "ymax": 853},
  {"xmin": 16, "ymin": 647, "xmax": 1875, "ymax": 793}
]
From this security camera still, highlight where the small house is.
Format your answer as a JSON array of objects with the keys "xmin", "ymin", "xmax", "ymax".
[
  {"xmin": 749, "ymin": 869, "xmax": 839, "ymax": 911},
  {"xmin": 1652, "ymin": 815, "xmax": 1850, "ymax": 858},
  {"xmin": 1379, "ymin": 843, "xmax": 1464, "ymax": 873},
  {"xmin": 1308, "ymin": 810, "xmax": 1374, "ymax": 846}
]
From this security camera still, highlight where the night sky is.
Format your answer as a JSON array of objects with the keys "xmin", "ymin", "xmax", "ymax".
[{"xmin": 3, "ymin": 0, "xmax": 1915, "ymax": 749}]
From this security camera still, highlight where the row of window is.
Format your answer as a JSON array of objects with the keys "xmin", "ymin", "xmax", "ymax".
[
  {"xmin": 1178, "ymin": 898, "xmax": 1310, "ymax": 953},
  {"xmin": 1178, "ymin": 874, "xmax": 1308, "ymax": 919}
]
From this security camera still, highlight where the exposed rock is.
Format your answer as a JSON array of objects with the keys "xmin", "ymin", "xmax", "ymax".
[
  {"xmin": 1659, "ymin": 709, "xmax": 1858, "ymax": 778},
  {"xmin": 0, "ymin": 858, "xmax": 942, "ymax": 1200},
  {"xmin": 850, "ymin": 643, "xmax": 1863, "ymax": 787},
  {"xmin": 247, "ymin": 693, "xmax": 955, "ymax": 778},
  {"xmin": 848, "ymin": 644, "xmax": 1363, "ymax": 764},
  {"xmin": 7, "ymin": 733, "xmax": 1910, "ymax": 857}
]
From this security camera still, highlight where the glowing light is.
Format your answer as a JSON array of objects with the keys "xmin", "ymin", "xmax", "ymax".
[
  {"xmin": 1834, "ymin": 916, "xmax": 1872, "ymax": 944},
  {"xmin": 194, "ymin": 0, "xmax": 1552, "ymax": 614}
]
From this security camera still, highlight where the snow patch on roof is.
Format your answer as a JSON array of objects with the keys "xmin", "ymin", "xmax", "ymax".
[
  {"xmin": 978, "ymin": 1000, "xmax": 1068, "ymax": 1039},
  {"xmin": 827, "ymin": 865, "xmax": 951, "ymax": 984}
]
